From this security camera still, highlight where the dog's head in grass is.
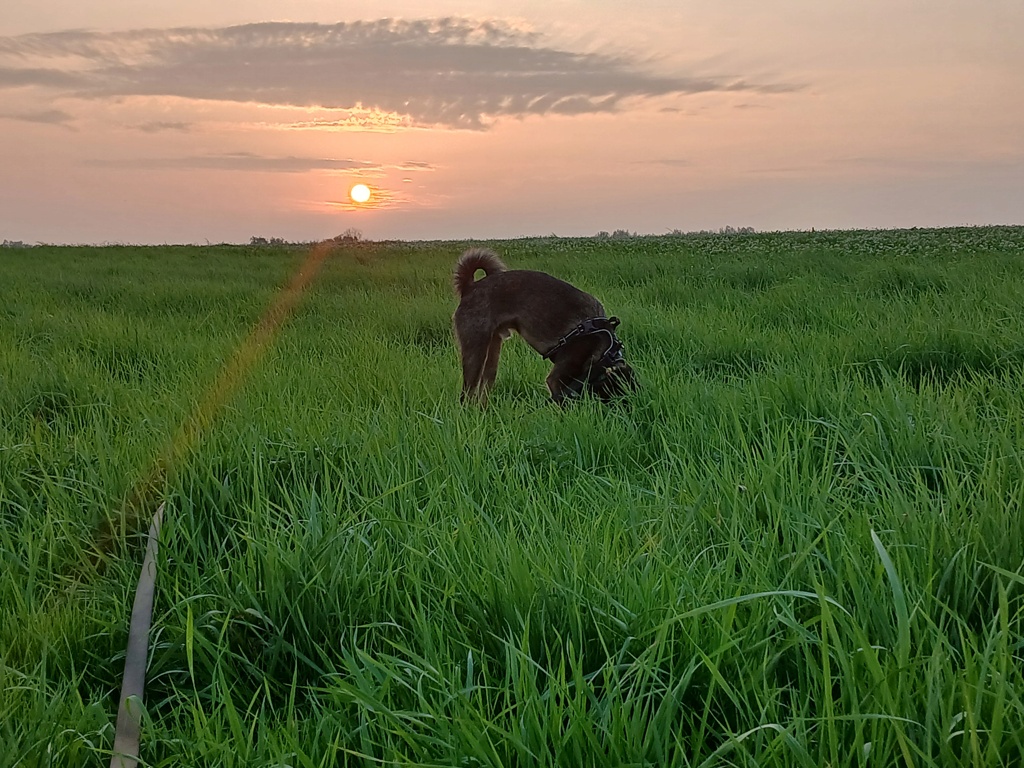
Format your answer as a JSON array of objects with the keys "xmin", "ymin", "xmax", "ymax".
[
  {"xmin": 590, "ymin": 358, "xmax": 639, "ymax": 402},
  {"xmin": 551, "ymin": 320, "xmax": 638, "ymax": 404}
]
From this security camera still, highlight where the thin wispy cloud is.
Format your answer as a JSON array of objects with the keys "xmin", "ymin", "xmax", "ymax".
[
  {"xmin": 837, "ymin": 154, "xmax": 1024, "ymax": 176},
  {"xmin": 0, "ymin": 108, "xmax": 74, "ymax": 126},
  {"xmin": 396, "ymin": 161, "xmax": 435, "ymax": 171},
  {"xmin": 287, "ymin": 108, "xmax": 415, "ymax": 133},
  {"xmin": 132, "ymin": 121, "xmax": 193, "ymax": 133},
  {"xmin": 0, "ymin": 67, "xmax": 85, "ymax": 88},
  {"xmin": 633, "ymin": 158, "xmax": 691, "ymax": 168},
  {"xmin": 325, "ymin": 188, "xmax": 404, "ymax": 212},
  {"xmin": 0, "ymin": 19, "xmax": 797, "ymax": 130},
  {"xmin": 85, "ymin": 151, "xmax": 438, "ymax": 176},
  {"xmin": 89, "ymin": 152, "xmax": 381, "ymax": 173}
]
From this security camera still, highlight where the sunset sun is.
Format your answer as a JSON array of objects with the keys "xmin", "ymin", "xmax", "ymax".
[{"xmin": 349, "ymin": 183, "xmax": 371, "ymax": 204}]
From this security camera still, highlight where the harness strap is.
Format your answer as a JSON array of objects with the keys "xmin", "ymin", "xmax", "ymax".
[{"xmin": 542, "ymin": 316, "xmax": 622, "ymax": 361}]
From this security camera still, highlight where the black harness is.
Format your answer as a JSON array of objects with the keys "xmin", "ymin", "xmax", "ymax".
[{"xmin": 542, "ymin": 316, "xmax": 626, "ymax": 369}]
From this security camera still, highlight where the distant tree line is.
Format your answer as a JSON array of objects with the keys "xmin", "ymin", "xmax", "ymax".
[
  {"xmin": 594, "ymin": 226, "xmax": 756, "ymax": 239},
  {"xmin": 249, "ymin": 228, "xmax": 365, "ymax": 247}
]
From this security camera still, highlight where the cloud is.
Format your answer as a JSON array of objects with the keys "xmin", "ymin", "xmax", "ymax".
[
  {"xmin": 836, "ymin": 154, "xmax": 1024, "ymax": 177},
  {"xmin": 634, "ymin": 158, "xmax": 691, "ymax": 168},
  {"xmin": 94, "ymin": 152, "xmax": 382, "ymax": 173},
  {"xmin": 287, "ymin": 108, "xmax": 414, "ymax": 133},
  {"xmin": 0, "ymin": 107, "xmax": 74, "ymax": 126},
  {"xmin": 132, "ymin": 120, "xmax": 192, "ymax": 133},
  {"xmin": 325, "ymin": 186, "xmax": 403, "ymax": 212},
  {"xmin": 85, "ymin": 151, "xmax": 438, "ymax": 176},
  {"xmin": 0, "ymin": 19, "xmax": 797, "ymax": 130},
  {"xmin": 395, "ymin": 161, "xmax": 435, "ymax": 172},
  {"xmin": 0, "ymin": 66, "xmax": 86, "ymax": 88},
  {"xmin": 181, "ymin": 153, "xmax": 379, "ymax": 172}
]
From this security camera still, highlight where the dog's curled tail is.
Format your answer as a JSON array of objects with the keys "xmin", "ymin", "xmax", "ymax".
[{"xmin": 453, "ymin": 248, "xmax": 507, "ymax": 298}]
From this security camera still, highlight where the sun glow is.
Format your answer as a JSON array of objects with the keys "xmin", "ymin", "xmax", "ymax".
[{"xmin": 349, "ymin": 183, "xmax": 371, "ymax": 204}]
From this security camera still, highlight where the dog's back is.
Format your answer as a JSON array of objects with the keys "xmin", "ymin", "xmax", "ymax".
[
  {"xmin": 453, "ymin": 248, "xmax": 507, "ymax": 299},
  {"xmin": 453, "ymin": 246, "xmax": 604, "ymax": 350}
]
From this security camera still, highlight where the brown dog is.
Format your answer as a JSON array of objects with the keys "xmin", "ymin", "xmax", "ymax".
[{"xmin": 452, "ymin": 248, "xmax": 637, "ymax": 404}]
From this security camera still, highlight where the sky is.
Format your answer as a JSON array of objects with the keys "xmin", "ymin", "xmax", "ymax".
[{"xmin": 1, "ymin": 0, "xmax": 1022, "ymax": 244}]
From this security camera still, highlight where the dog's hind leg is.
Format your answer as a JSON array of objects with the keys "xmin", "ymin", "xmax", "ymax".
[
  {"xmin": 456, "ymin": 329, "xmax": 491, "ymax": 403},
  {"xmin": 478, "ymin": 333, "xmax": 505, "ymax": 401}
]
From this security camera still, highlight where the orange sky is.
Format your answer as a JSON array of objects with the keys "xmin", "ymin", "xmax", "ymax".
[{"xmin": 1, "ymin": 0, "xmax": 1022, "ymax": 243}]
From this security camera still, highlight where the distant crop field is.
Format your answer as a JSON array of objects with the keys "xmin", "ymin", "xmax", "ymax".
[{"xmin": 2, "ymin": 228, "xmax": 1024, "ymax": 766}]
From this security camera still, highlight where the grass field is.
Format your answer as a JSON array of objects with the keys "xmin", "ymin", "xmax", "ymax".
[{"xmin": 2, "ymin": 227, "xmax": 1024, "ymax": 766}]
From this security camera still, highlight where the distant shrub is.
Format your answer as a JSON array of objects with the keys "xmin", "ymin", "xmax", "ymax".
[{"xmin": 332, "ymin": 228, "xmax": 364, "ymax": 243}]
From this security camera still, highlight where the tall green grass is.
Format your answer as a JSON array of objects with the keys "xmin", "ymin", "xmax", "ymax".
[{"xmin": 2, "ymin": 228, "xmax": 1024, "ymax": 766}]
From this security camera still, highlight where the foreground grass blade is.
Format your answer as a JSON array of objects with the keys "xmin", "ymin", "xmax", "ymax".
[
  {"xmin": 110, "ymin": 502, "xmax": 164, "ymax": 768},
  {"xmin": 871, "ymin": 528, "xmax": 911, "ymax": 668}
]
